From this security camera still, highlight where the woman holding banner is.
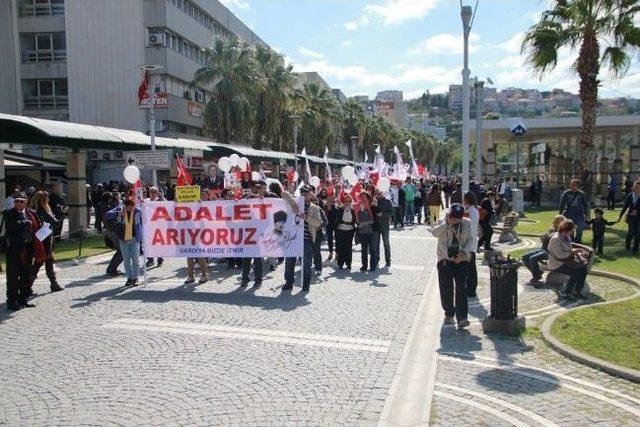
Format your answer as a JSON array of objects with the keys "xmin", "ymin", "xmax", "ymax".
[{"xmin": 184, "ymin": 188, "xmax": 210, "ymax": 285}]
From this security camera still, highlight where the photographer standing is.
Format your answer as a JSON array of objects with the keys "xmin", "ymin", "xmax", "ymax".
[{"xmin": 430, "ymin": 203, "xmax": 475, "ymax": 329}]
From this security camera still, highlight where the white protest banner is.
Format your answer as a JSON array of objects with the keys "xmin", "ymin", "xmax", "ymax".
[{"xmin": 142, "ymin": 198, "xmax": 304, "ymax": 258}]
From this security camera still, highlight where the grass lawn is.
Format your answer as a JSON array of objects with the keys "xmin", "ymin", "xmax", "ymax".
[
  {"xmin": 0, "ymin": 235, "xmax": 112, "ymax": 271},
  {"xmin": 508, "ymin": 207, "xmax": 640, "ymax": 278},
  {"xmin": 551, "ymin": 297, "xmax": 640, "ymax": 371}
]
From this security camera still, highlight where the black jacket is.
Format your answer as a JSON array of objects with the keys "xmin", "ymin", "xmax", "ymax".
[
  {"xmin": 619, "ymin": 192, "xmax": 640, "ymax": 222},
  {"xmin": 3, "ymin": 208, "xmax": 35, "ymax": 251}
]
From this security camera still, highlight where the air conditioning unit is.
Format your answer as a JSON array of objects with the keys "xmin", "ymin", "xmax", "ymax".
[
  {"xmin": 103, "ymin": 152, "xmax": 111, "ymax": 161},
  {"xmin": 90, "ymin": 150, "xmax": 99, "ymax": 160},
  {"xmin": 114, "ymin": 151, "xmax": 123, "ymax": 159},
  {"xmin": 148, "ymin": 32, "xmax": 165, "ymax": 46}
]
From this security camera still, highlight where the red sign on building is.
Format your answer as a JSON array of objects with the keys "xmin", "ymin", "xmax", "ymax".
[{"xmin": 139, "ymin": 92, "xmax": 169, "ymax": 109}]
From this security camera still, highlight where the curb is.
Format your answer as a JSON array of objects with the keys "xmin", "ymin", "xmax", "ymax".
[
  {"xmin": 56, "ymin": 251, "xmax": 114, "ymax": 268},
  {"xmin": 540, "ymin": 271, "xmax": 640, "ymax": 384},
  {"xmin": 378, "ymin": 258, "xmax": 442, "ymax": 426}
]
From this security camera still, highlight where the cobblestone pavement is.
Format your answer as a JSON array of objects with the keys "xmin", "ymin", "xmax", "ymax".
[
  {"xmin": 431, "ymin": 241, "xmax": 640, "ymax": 426},
  {"xmin": 0, "ymin": 225, "xmax": 438, "ymax": 426}
]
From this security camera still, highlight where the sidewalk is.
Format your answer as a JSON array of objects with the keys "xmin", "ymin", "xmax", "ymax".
[{"xmin": 429, "ymin": 237, "xmax": 640, "ymax": 426}]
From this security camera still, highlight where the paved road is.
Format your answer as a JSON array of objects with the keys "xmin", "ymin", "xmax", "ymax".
[
  {"xmin": 2, "ymin": 227, "xmax": 640, "ymax": 426},
  {"xmin": 0, "ymin": 226, "xmax": 438, "ymax": 425}
]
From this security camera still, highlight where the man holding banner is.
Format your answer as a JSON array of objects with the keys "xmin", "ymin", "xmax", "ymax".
[{"xmin": 283, "ymin": 185, "xmax": 320, "ymax": 292}]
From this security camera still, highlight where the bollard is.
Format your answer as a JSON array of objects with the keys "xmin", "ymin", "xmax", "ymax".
[
  {"xmin": 482, "ymin": 255, "xmax": 526, "ymax": 335},
  {"xmin": 77, "ymin": 226, "xmax": 84, "ymax": 258}
]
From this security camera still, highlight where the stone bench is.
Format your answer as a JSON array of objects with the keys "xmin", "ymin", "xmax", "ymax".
[
  {"xmin": 542, "ymin": 243, "xmax": 595, "ymax": 296},
  {"xmin": 493, "ymin": 213, "xmax": 520, "ymax": 244}
]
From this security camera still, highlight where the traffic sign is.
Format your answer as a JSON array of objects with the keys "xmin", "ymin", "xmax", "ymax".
[
  {"xmin": 511, "ymin": 122, "xmax": 527, "ymax": 136},
  {"xmin": 126, "ymin": 150, "xmax": 171, "ymax": 170}
]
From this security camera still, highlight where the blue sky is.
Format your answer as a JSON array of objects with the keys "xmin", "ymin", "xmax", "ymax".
[{"xmin": 221, "ymin": 0, "xmax": 640, "ymax": 100}]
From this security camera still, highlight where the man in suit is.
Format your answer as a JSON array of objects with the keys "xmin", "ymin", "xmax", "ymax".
[
  {"xmin": 201, "ymin": 164, "xmax": 224, "ymax": 190},
  {"xmin": 4, "ymin": 192, "xmax": 37, "ymax": 310}
]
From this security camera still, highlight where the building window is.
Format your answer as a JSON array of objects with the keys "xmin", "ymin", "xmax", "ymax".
[
  {"xmin": 21, "ymin": 32, "xmax": 66, "ymax": 62},
  {"xmin": 22, "ymin": 78, "xmax": 68, "ymax": 109},
  {"xmin": 19, "ymin": 0, "xmax": 64, "ymax": 16}
]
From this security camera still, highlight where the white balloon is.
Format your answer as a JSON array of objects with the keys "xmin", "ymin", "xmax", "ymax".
[
  {"xmin": 251, "ymin": 171, "xmax": 261, "ymax": 181},
  {"xmin": 341, "ymin": 165, "xmax": 355, "ymax": 179},
  {"xmin": 377, "ymin": 177, "xmax": 391, "ymax": 193},
  {"xmin": 229, "ymin": 153, "xmax": 240, "ymax": 167},
  {"xmin": 218, "ymin": 157, "xmax": 232, "ymax": 173},
  {"xmin": 238, "ymin": 157, "xmax": 250, "ymax": 170},
  {"xmin": 309, "ymin": 176, "xmax": 321, "ymax": 188},
  {"xmin": 123, "ymin": 165, "xmax": 140, "ymax": 184},
  {"xmin": 347, "ymin": 174, "xmax": 358, "ymax": 186}
]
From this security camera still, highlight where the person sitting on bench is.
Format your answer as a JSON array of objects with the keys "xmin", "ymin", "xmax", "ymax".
[
  {"xmin": 522, "ymin": 214, "xmax": 565, "ymax": 284},
  {"xmin": 547, "ymin": 219, "xmax": 589, "ymax": 301}
]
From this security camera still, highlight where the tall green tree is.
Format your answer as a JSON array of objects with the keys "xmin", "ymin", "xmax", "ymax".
[
  {"xmin": 253, "ymin": 45, "xmax": 296, "ymax": 149},
  {"xmin": 522, "ymin": 0, "xmax": 640, "ymax": 197},
  {"xmin": 193, "ymin": 37, "xmax": 262, "ymax": 144},
  {"xmin": 292, "ymin": 83, "xmax": 341, "ymax": 155},
  {"xmin": 340, "ymin": 99, "xmax": 366, "ymax": 159}
]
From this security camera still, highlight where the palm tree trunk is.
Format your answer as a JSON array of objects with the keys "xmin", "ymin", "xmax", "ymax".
[{"xmin": 577, "ymin": 30, "xmax": 600, "ymax": 204}]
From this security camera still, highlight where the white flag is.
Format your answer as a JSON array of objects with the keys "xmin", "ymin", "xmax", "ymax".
[
  {"xmin": 323, "ymin": 146, "xmax": 332, "ymax": 181},
  {"xmin": 364, "ymin": 152, "xmax": 368, "ymax": 163},
  {"xmin": 405, "ymin": 139, "xmax": 415, "ymax": 161},
  {"xmin": 301, "ymin": 147, "xmax": 311, "ymax": 181},
  {"xmin": 393, "ymin": 145, "xmax": 403, "ymax": 166},
  {"xmin": 375, "ymin": 145, "xmax": 381, "ymax": 155}
]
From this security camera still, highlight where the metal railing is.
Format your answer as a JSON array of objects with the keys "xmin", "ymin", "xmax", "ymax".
[
  {"xmin": 23, "ymin": 95, "xmax": 68, "ymax": 109},
  {"xmin": 19, "ymin": 4, "xmax": 65, "ymax": 16},
  {"xmin": 22, "ymin": 49, "xmax": 66, "ymax": 62}
]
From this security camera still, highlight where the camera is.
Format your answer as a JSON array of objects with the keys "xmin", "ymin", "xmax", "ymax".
[{"xmin": 447, "ymin": 246, "xmax": 459, "ymax": 259}]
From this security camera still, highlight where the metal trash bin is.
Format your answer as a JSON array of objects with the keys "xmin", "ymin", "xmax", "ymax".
[{"xmin": 483, "ymin": 256, "xmax": 525, "ymax": 335}]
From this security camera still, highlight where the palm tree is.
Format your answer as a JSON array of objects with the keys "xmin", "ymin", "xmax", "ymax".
[
  {"xmin": 341, "ymin": 99, "xmax": 365, "ymax": 159},
  {"xmin": 292, "ymin": 83, "xmax": 341, "ymax": 155},
  {"xmin": 522, "ymin": 0, "xmax": 640, "ymax": 198},
  {"xmin": 253, "ymin": 45, "xmax": 297, "ymax": 149},
  {"xmin": 193, "ymin": 37, "xmax": 262, "ymax": 144}
]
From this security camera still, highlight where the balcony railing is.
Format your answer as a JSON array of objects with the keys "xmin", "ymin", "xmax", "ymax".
[
  {"xmin": 19, "ymin": 4, "xmax": 65, "ymax": 16},
  {"xmin": 22, "ymin": 49, "xmax": 66, "ymax": 62},
  {"xmin": 23, "ymin": 95, "xmax": 68, "ymax": 109}
]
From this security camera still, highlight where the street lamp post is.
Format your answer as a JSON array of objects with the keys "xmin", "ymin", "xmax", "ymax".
[
  {"xmin": 349, "ymin": 136, "xmax": 359, "ymax": 161},
  {"xmin": 474, "ymin": 78, "xmax": 484, "ymax": 181},
  {"xmin": 461, "ymin": 4, "xmax": 473, "ymax": 192},
  {"xmin": 289, "ymin": 115, "xmax": 300, "ymax": 171},
  {"xmin": 141, "ymin": 64, "xmax": 163, "ymax": 187}
]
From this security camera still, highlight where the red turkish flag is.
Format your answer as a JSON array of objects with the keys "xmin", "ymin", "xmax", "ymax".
[
  {"xmin": 175, "ymin": 154, "xmax": 192, "ymax": 186},
  {"xmin": 137, "ymin": 70, "xmax": 149, "ymax": 104}
]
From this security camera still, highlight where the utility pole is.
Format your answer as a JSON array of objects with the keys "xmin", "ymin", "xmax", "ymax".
[
  {"xmin": 475, "ymin": 78, "xmax": 484, "ymax": 181},
  {"xmin": 461, "ymin": 4, "xmax": 473, "ymax": 192}
]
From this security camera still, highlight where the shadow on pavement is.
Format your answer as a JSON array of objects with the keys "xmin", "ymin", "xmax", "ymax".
[
  {"xmin": 476, "ymin": 367, "xmax": 559, "ymax": 394},
  {"xmin": 105, "ymin": 287, "xmax": 311, "ymax": 312}
]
